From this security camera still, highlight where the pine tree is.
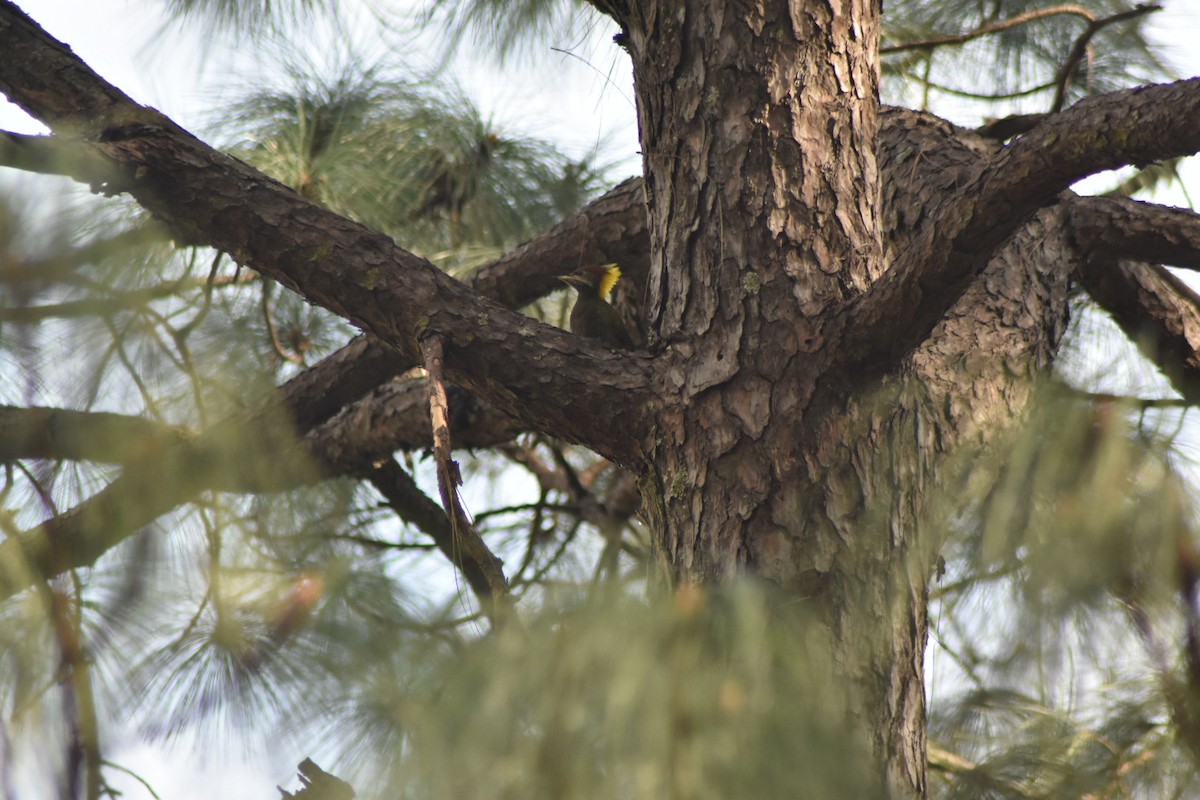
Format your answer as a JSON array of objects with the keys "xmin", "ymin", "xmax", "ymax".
[{"xmin": 0, "ymin": 1, "xmax": 1199, "ymax": 798}]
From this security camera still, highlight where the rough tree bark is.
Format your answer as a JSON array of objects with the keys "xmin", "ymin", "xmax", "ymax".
[{"xmin": 4, "ymin": 1, "xmax": 1200, "ymax": 797}]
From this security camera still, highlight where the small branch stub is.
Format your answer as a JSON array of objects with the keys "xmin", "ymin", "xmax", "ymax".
[
  {"xmin": 279, "ymin": 758, "xmax": 354, "ymax": 800},
  {"xmin": 421, "ymin": 335, "xmax": 510, "ymax": 610}
]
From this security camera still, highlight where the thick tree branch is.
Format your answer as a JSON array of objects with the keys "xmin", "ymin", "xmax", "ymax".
[
  {"xmin": 1070, "ymin": 201, "xmax": 1200, "ymax": 403},
  {"xmin": 833, "ymin": 78, "xmax": 1200, "ymax": 381},
  {"xmin": 276, "ymin": 337, "xmax": 412, "ymax": 433},
  {"xmin": 980, "ymin": 78, "xmax": 1200, "ymax": 241},
  {"xmin": 1087, "ymin": 260, "xmax": 1200, "ymax": 403},
  {"xmin": 277, "ymin": 175, "xmax": 649, "ymax": 433},
  {"xmin": 1069, "ymin": 196, "xmax": 1200, "ymax": 272},
  {"xmin": 0, "ymin": 129, "xmax": 122, "ymax": 189},
  {"xmin": 0, "ymin": 405, "xmax": 195, "ymax": 464},
  {"xmin": 0, "ymin": 1, "xmax": 658, "ymax": 467},
  {"xmin": 308, "ymin": 379, "xmax": 524, "ymax": 473},
  {"xmin": 463, "ymin": 176, "xmax": 650, "ymax": 311},
  {"xmin": 281, "ymin": 174, "xmax": 650, "ymax": 434}
]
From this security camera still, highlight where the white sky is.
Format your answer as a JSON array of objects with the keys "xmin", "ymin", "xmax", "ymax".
[
  {"xmin": 1, "ymin": 0, "xmax": 642, "ymax": 166},
  {"xmin": 3, "ymin": 1, "xmax": 1200, "ymax": 798}
]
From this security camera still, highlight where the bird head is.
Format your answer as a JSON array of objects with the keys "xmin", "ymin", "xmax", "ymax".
[{"xmin": 560, "ymin": 264, "xmax": 622, "ymax": 301}]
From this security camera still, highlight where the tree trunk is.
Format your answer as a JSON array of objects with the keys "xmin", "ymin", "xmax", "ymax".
[{"xmin": 623, "ymin": 4, "xmax": 1071, "ymax": 795}]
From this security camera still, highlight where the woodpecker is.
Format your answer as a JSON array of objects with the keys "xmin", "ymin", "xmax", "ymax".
[{"xmin": 560, "ymin": 264, "xmax": 635, "ymax": 349}]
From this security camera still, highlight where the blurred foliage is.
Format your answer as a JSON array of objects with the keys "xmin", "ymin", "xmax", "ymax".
[
  {"xmin": 220, "ymin": 59, "xmax": 607, "ymax": 257},
  {"xmin": 881, "ymin": 0, "xmax": 1170, "ymax": 115},
  {"xmin": 925, "ymin": 379, "xmax": 1200, "ymax": 799},
  {"xmin": 327, "ymin": 584, "xmax": 881, "ymax": 799},
  {"xmin": 155, "ymin": 0, "xmax": 342, "ymax": 38},
  {"xmin": 406, "ymin": 0, "xmax": 603, "ymax": 64}
]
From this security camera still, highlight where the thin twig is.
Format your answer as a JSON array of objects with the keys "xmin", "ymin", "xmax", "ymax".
[
  {"xmin": 100, "ymin": 760, "xmax": 163, "ymax": 800},
  {"xmin": 1121, "ymin": 590, "xmax": 1200, "ymax": 764},
  {"xmin": 175, "ymin": 249, "xmax": 234, "ymax": 340},
  {"xmin": 1178, "ymin": 534, "xmax": 1200, "ymax": 700},
  {"xmin": 882, "ymin": 4, "xmax": 1098, "ymax": 54},
  {"xmin": 1062, "ymin": 387, "xmax": 1193, "ymax": 411},
  {"xmin": 473, "ymin": 501, "xmax": 575, "ymax": 523},
  {"xmin": 261, "ymin": 282, "xmax": 305, "ymax": 366},
  {"xmin": 1050, "ymin": 4, "xmax": 1162, "ymax": 113},
  {"xmin": 1102, "ymin": 157, "xmax": 1184, "ymax": 199}
]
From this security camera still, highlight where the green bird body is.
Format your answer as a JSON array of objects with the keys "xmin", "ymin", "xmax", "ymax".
[{"xmin": 561, "ymin": 264, "xmax": 635, "ymax": 350}]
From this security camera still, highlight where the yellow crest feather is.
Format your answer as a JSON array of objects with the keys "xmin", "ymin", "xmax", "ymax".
[{"xmin": 598, "ymin": 264, "xmax": 621, "ymax": 302}]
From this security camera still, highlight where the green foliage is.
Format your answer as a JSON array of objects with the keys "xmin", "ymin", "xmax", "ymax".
[
  {"xmin": 929, "ymin": 684, "xmax": 1184, "ymax": 799},
  {"xmin": 329, "ymin": 584, "xmax": 882, "ymax": 800},
  {"xmin": 977, "ymin": 391, "xmax": 1181, "ymax": 608},
  {"xmin": 883, "ymin": 0, "xmax": 1170, "ymax": 119},
  {"xmin": 411, "ymin": 0, "xmax": 601, "ymax": 64},
  {"xmin": 926, "ymin": 380, "xmax": 1200, "ymax": 798},
  {"xmin": 155, "ymin": 0, "xmax": 340, "ymax": 37},
  {"xmin": 221, "ymin": 59, "xmax": 608, "ymax": 259}
]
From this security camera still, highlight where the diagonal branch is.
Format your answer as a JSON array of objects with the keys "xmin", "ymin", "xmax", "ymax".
[
  {"xmin": 278, "ymin": 174, "xmax": 650, "ymax": 440},
  {"xmin": 0, "ymin": 405, "xmax": 195, "ymax": 464},
  {"xmin": 308, "ymin": 375, "xmax": 526, "ymax": 474},
  {"xmin": 1070, "ymin": 199, "xmax": 1200, "ymax": 403},
  {"xmin": 1069, "ymin": 196, "xmax": 1200, "ymax": 272},
  {"xmin": 1085, "ymin": 260, "xmax": 1200, "ymax": 402},
  {"xmin": 363, "ymin": 458, "xmax": 506, "ymax": 620},
  {"xmin": 421, "ymin": 334, "xmax": 510, "ymax": 612},
  {"xmin": 831, "ymin": 77, "xmax": 1200, "ymax": 381},
  {"xmin": 979, "ymin": 78, "xmax": 1200, "ymax": 236}
]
